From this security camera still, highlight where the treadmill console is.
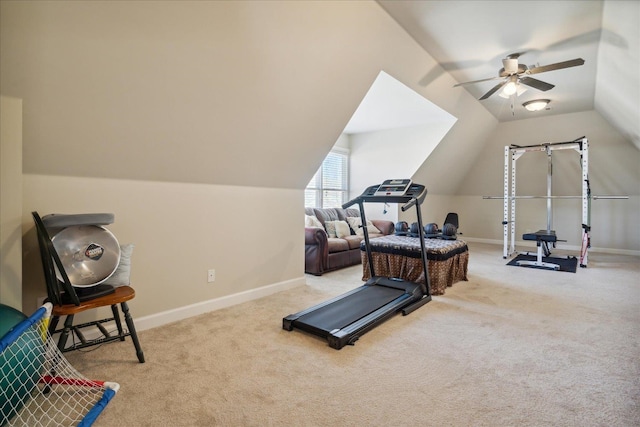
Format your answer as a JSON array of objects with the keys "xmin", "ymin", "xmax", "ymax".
[
  {"xmin": 344, "ymin": 179, "xmax": 427, "ymax": 209},
  {"xmin": 374, "ymin": 179, "xmax": 412, "ymax": 196}
]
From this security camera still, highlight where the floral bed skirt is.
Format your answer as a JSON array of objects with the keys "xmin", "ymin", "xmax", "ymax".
[{"xmin": 361, "ymin": 235, "xmax": 469, "ymax": 295}]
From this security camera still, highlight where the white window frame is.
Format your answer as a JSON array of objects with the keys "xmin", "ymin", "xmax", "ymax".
[{"xmin": 305, "ymin": 147, "xmax": 349, "ymax": 209}]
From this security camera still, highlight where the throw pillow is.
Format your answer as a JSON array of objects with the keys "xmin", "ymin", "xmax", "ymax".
[
  {"xmin": 104, "ymin": 243, "xmax": 134, "ymax": 287},
  {"xmin": 346, "ymin": 217, "xmax": 362, "ymax": 233},
  {"xmin": 324, "ymin": 220, "xmax": 338, "ymax": 238},
  {"xmin": 346, "ymin": 217, "xmax": 381, "ymax": 236},
  {"xmin": 366, "ymin": 220, "xmax": 381, "ymax": 234},
  {"xmin": 305, "ymin": 214, "xmax": 323, "ymax": 228},
  {"xmin": 334, "ymin": 221, "xmax": 351, "ymax": 238}
]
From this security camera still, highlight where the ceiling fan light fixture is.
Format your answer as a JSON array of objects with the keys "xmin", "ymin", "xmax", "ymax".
[
  {"xmin": 523, "ymin": 99, "xmax": 550, "ymax": 111},
  {"xmin": 502, "ymin": 81, "xmax": 517, "ymax": 96},
  {"xmin": 499, "ymin": 84, "xmax": 527, "ymax": 99}
]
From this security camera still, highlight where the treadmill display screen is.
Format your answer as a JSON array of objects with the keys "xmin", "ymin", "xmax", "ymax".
[{"xmin": 374, "ymin": 179, "xmax": 412, "ymax": 196}]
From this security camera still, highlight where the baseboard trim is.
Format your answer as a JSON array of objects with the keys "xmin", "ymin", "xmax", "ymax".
[
  {"xmin": 135, "ymin": 276, "xmax": 305, "ymax": 332},
  {"xmin": 462, "ymin": 236, "xmax": 640, "ymax": 257}
]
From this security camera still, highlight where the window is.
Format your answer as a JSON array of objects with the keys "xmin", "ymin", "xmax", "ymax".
[{"xmin": 305, "ymin": 148, "xmax": 349, "ymax": 208}]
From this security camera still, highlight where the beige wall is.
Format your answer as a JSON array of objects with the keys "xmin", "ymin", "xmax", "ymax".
[
  {"xmin": 0, "ymin": 96, "xmax": 23, "ymax": 310},
  {"xmin": 21, "ymin": 175, "xmax": 304, "ymax": 315},
  {"xmin": 595, "ymin": 0, "xmax": 640, "ymax": 150}
]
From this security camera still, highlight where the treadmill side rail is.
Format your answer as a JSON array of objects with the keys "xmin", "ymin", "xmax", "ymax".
[{"xmin": 401, "ymin": 295, "xmax": 432, "ymax": 315}]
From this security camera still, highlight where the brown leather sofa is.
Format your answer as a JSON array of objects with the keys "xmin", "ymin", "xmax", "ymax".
[{"xmin": 304, "ymin": 207, "xmax": 394, "ymax": 275}]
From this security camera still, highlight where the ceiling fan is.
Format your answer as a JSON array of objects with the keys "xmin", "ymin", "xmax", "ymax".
[{"xmin": 454, "ymin": 53, "xmax": 585, "ymax": 100}]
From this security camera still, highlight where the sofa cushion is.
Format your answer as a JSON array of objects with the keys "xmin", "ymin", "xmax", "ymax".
[
  {"xmin": 327, "ymin": 238, "xmax": 349, "ymax": 253},
  {"xmin": 343, "ymin": 235, "xmax": 364, "ymax": 250}
]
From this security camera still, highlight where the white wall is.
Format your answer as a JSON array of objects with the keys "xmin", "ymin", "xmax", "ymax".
[
  {"xmin": 349, "ymin": 122, "xmax": 457, "ymax": 222},
  {"xmin": 333, "ymin": 134, "xmax": 350, "ymax": 151},
  {"xmin": 349, "ymin": 122, "xmax": 457, "ymax": 198}
]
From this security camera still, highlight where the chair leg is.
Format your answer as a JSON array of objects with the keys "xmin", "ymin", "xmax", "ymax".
[
  {"xmin": 111, "ymin": 304, "xmax": 126, "ymax": 341},
  {"xmin": 58, "ymin": 315, "xmax": 75, "ymax": 352},
  {"xmin": 49, "ymin": 315, "xmax": 60, "ymax": 336},
  {"xmin": 121, "ymin": 301, "xmax": 145, "ymax": 363}
]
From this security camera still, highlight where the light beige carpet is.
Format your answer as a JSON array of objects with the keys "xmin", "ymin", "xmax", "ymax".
[{"xmin": 66, "ymin": 242, "xmax": 640, "ymax": 426}]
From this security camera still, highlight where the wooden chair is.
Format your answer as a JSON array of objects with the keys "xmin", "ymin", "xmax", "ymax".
[{"xmin": 32, "ymin": 211, "xmax": 145, "ymax": 363}]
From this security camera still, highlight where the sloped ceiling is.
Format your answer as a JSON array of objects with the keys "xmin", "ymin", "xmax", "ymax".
[
  {"xmin": 378, "ymin": 0, "xmax": 639, "ymax": 149},
  {"xmin": 344, "ymin": 70, "xmax": 455, "ymax": 134},
  {"xmin": 0, "ymin": 1, "xmax": 393, "ymax": 189},
  {"xmin": 0, "ymin": 1, "xmax": 493, "ymax": 191}
]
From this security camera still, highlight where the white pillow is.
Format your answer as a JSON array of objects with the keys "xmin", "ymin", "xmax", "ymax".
[
  {"xmin": 346, "ymin": 217, "xmax": 380, "ymax": 236},
  {"xmin": 334, "ymin": 221, "xmax": 351, "ymax": 238},
  {"xmin": 305, "ymin": 214, "xmax": 323, "ymax": 228},
  {"xmin": 104, "ymin": 244, "xmax": 134, "ymax": 287}
]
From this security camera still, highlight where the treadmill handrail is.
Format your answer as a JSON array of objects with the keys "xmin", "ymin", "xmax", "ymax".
[
  {"xmin": 342, "ymin": 182, "xmax": 431, "ymax": 298},
  {"xmin": 401, "ymin": 197, "xmax": 418, "ymax": 212}
]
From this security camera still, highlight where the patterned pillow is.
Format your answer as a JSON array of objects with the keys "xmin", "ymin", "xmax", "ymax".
[
  {"xmin": 325, "ymin": 220, "xmax": 351, "ymax": 238},
  {"xmin": 324, "ymin": 220, "xmax": 338, "ymax": 238},
  {"xmin": 346, "ymin": 217, "xmax": 380, "ymax": 236}
]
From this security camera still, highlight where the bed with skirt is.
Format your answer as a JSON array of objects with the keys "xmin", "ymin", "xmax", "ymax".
[{"xmin": 360, "ymin": 235, "xmax": 469, "ymax": 295}]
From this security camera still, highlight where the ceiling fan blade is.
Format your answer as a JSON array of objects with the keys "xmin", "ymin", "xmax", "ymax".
[
  {"xmin": 506, "ymin": 51, "xmax": 527, "ymax": 59},
  {"xmin": 527, "ymin": 58, "xmax": 585, "ymax": 75},
  {"xmin": 519, "ymin": 76, "xmax": 555, "ymax": 92},
  {"xmin": 453, "ymin": 76, "xmax": 503, "ymax": 87},
  {"xmin": 479, "ymin": 80, "xmax": 508, "ymax": 100}
]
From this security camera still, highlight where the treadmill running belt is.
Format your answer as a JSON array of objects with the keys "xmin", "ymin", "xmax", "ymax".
[{"xmin": 295, "ymin": 285, "xmax": 405, "ymax": 333}]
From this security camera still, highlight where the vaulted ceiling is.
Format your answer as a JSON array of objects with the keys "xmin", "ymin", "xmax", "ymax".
[{"xmin": 378, "ymin": 0, "xmax": 639, "ymax": 149}]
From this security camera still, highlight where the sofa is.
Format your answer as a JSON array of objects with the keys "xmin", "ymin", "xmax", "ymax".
[{"xmin": 304, "ymin": 207, "xmax": 394, "ymax": 275}]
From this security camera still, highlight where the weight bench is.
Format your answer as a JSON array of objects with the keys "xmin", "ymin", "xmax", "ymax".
[{"xmin": 517, "ymin": 230, "xmax": 560, "ymax": 271}]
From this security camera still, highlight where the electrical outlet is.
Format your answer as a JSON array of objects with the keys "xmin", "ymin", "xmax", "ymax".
[{"xmin": 207, "ymin": 269, "xmax": 215, "ymax": 283}]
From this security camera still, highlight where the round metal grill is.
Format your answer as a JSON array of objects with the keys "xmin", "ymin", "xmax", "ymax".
[{"xmin": 51, "ymin": 225, "xmax": 121, "ymax": 288}]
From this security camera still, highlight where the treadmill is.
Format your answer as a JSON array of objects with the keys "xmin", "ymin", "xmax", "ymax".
[{"xmin": 283, "ymin": 179, "xmax": 432, "ymax": 349}]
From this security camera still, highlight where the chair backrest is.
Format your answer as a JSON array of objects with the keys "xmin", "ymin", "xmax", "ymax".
[
  {"xmin": 32, "ymin": 211, "xmax": 80, "ymax": 306},
  {"xmin": 443, "ymin": 212, "xmax": 459, "ymax": 229}
]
